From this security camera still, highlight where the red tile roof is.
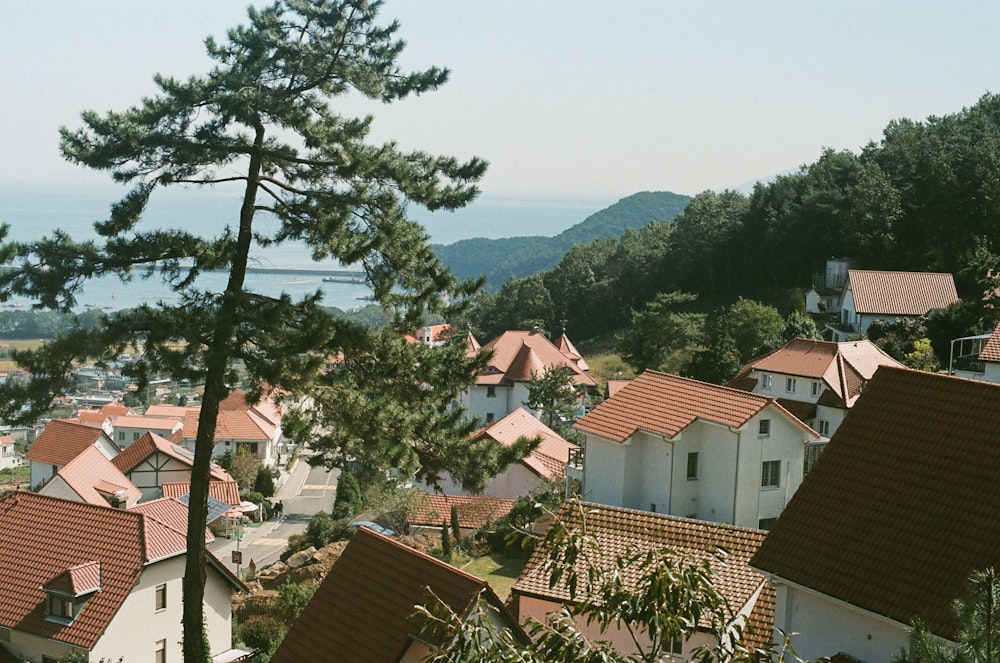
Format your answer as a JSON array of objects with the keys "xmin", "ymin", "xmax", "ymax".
[
  {"xmin": 45, "ymin": 445, "xmax": 142, "ymax": 508},
  {"xmin": 181, "ymin": 391, "xmax": 280, "ymax": 442},
  {"xmin": 978, "ymin": 320, "xmax": 1000, "ymax": 362},
  {"xmin": 408, "ymin": 493, "xmax": 516, "ymax": 530},
  {"xmin": 750, "ymin": 366, "xmax": 1000, "ymax": 639},
  {"xmin": 0, "ymin": 492, "xmax": 146, "ymax": 648},
  {"xmin": 475, "ymin": 407, "xmax": 578, "ymax": 479},
  {"xmin": 556, "ymin": 332, "xmax": 589, "ymax": 371},
  {"xmin": 112, "ymin": 432, "xmax": 233, "ymax": 482},
  {"xmin": 25, "ymin": 419, "xmax": 112, "ymax": 467},
  {"xmin": 43, "ymin": 561, "xmax": 102, "ymax": 596},
  {"xmin": 131, "ymin": 497, "xmax": 214, "ymax": 560},
  {"xmin": 576, "ymin": 369, "xmax": 810, "ymax": 442},
  {"xmin": 474, "ymin": 331, "xmax": 596, "ymax": 387},
  {"xmin": 112, "ymin": 414, "xmax": 182, "ymax": 432},
  {"xmin": 161, "ymin": 479, "xmax": 241, "ymax": 507},
  {"xmin": 143, "ymin": 404, "xmax": 190, "ymax": 419},
  {"xmin": 512, "ymin": 502, "xmax": 771, "ymax": 642},
  {"xmin": 270, "ymin": 527, "xmax": 523, "ymax": 663},
  {"xmin": 845, "ymin": 269, "xmax": 959, "ymax": 316}
]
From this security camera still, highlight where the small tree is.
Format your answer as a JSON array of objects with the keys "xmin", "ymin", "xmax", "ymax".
[
  {"xmin": 450, "ymin": 504, "xmax": 461, "ymax": 543},
  {"xmin": 331, "ymin": 472, "xmax": 363, "ymax": 521},
  {"xmin": 254, "ymin": 466, "xmax": 276, "ymax": 499},
  {"xmin": 526, "ymin": 366, "xmax": 579, "ymax": 433},
  {"xmin": 441, "ymin": 521, "xmax": 453, "ymax": 561}
]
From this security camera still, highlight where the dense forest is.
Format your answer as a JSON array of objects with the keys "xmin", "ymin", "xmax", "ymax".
[
  {"xmin": 432, "ymin": 191, "xmax": 691, "ymax": 288},
  {"xmin": 458, "ymin": 93, "xmax": 1000, "ymax": 381}
]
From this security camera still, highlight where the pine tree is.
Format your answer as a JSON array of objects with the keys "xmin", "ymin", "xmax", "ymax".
[
  {"xmin": 450, "ymin": 504, "xmax": 461, "ymax": 543},
  {"xmin": 0, "ymin": 3, "xmax": 510, "ymax": 660},
  {"xmin": 441, "ymin": 521, "xmax": 453, "ymax": 561}
]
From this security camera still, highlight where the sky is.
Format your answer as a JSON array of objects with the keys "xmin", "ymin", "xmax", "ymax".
[{"xmin": 3, "ymin": 1, "xmax": 1000, "ymax": 200}]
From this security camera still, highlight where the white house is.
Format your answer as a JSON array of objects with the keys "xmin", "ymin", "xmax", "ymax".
[
  {"xmin": 109, "ymin": 414, "xmax": 184, "ymax": 448},
  {"xmin": 828, "ymin": 269, "xmax": 959, "ymax": 341},
  {"xmin": 728, "ymin": 337, "xmax": 904, "ymax": 441},
  {"xmin": 511, "ymin": 501, "xmax": 775, "ymax": 659},
  {"xmin": 804, "ymin": 257, "xmax": 855, "ymax": 315},
  {"xmin": 751, "ymin": 367, "xmax": 1000, "ymax": 663},
  {"xmin": 24, "ymin": 419, "xmax": 120, "ymax": 490},
  {"xmin": 112, "ymin": 431, "xmax": 236, "ymax": 502},
  {"xmin": 418, "ymin": 407, "xmax": 580, "ymax": 499},
  {"xmin": 576, "ymin": 370, "xmax": 820, "ymax": 530},
  {"xmin": 0, "ymin": 492, "xmax": 244, "ymax": 663},
  {"xmin": 0, "ymin": 434, "xmax": 22, "ymax": 471},
  {"xmin": 178, "ymin": 389, "xmax": 284, "ymax": 467},
  {"xmin": 459, "ymin": 330, "xmax": 596, "ymax": 425}
]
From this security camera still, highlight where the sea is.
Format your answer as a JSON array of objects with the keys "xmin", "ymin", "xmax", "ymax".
[{"xmin": 0, "ymin": 182, "xmax": 611, "ymax": 313}]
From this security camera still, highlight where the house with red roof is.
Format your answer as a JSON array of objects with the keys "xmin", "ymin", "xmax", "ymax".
[
  {"xmin": 178, "ymin": 389, "xmax": 284, "ymax": 467},
  {"xmin": 112, "ymin": 431, "xmax": 235, "ymax": 502},
  {"xmin": 270, "ymin": 527, "xmax": 526, "ymax": 663},
  {"xmin": 729, "ymin": 338, "xmax": 903, "ymax": 441},
  {"xmin": 576, "ymin": 370, "xmax": 820, "ymax": 530},
  {"xmin": 828, "ymin": 269, "xmax": 959, "ymax": 341},
  {"xmin": 24, "ymin": 419, "xmax": 120, "ymax": 491},
  {"xmin": 406, "ymin": 493, "xmax": 516, "ymax": 537},
  {"xmin": 0, "ymin": 491, "xmax": 244, "ymax": 663},
  {"xmin": 750, "ymin": 367, "xmax": 1000, "ymax": 662},
  {"xmin": 459, "ymin": 330, "xmax": 596, "ymax": 426},
  {"xmin": 510, "ymin": 501, "xmax": 775, "ymax": 658},
  {"xmin": 419, "ymin": 407, "xmax": 580, "ymax": 500},
  {"xmin": 38, "ymin": 445, "xmax": 142, "ymax": 509}
]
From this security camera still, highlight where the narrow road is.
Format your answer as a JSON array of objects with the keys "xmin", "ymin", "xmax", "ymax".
[{"xmin": 208, "ymin": 454, "xmax": 340, "ymax": 576}]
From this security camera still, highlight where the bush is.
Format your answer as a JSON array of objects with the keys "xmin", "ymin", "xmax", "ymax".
[
  {"xmin": 240, "ymin": 490, "xmax": 273, "ymax": 520},
  {"xmin": 236, "ymin": 615, "xmax": 287, "ymax": 660},
  {"xmin": 254, "ymin": 467, "xmax": 276, "ymax": 498}
]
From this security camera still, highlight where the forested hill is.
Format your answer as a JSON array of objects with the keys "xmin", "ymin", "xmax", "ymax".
[{"xmin": 432, "ymin": 191, "xmax": 691, "ymax": 288}]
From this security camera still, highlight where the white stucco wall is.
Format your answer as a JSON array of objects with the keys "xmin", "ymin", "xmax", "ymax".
[
  {"xmin": 29, "ymin": 460, "xmax": 57, "ymax": 490},
  {"xmin": 983, "ymin": 362, "xmax": 1000, "ymax": 384},
  {"xmin": 581, "ymin": 434, "xmax": 627, "ymax": 507},
  {"xmin": 772, "ymin": 580, "xmax": 910, "ymax": 663},
  {"xmin": 91, "ymin": 555, "xmax": 235, "ymax": 662}
]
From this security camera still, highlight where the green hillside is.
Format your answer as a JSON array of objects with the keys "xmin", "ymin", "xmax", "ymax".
[{"xmin": 433, "ymin": 190, "xmax": 691, "ymax": 288}]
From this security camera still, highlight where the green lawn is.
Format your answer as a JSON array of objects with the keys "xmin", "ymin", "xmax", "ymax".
[{"xmin": 462, "ymin": 553, "xmax": 527, "ymax": 601}]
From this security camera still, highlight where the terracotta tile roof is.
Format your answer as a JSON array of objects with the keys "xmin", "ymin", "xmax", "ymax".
[
  {"xmin": 512, "ymin": 502, "xmax": 770, "ymax": 638},
  {"xmin": 743, "ymin": 581, "xmax": 776, "ymax": 653},
  {"xmin": 43, "ymin": 561, "xmax": 102, "ymax": 596},
  {"xmin": 750, "ymin": 366, "xmax": 1000, "ymax": 640},
  {"xmin": 475, "ymin": 330, "xmax": 597, "ymax": 387},
  {"xmin": 978, "ymin": 320, "xmax": 1000, "ymax": 362},
  {"xmin": 556, "ymin": 332, "xmax": 589, "ymax": 371},
  {"xmin": 606, "ymin": 379, "xmax": 631, "ymax": 398},
  {"xmin": 729, "ymin": 338, "xmax": 903, "ymax": 406},
  {"xmin": 162, "ymin": 479, "xmax": 241, "ymax": 507},
  {"xmin": 143, "ymin": 404, "xmax": 190, "ymax": 419},
  {"xmin": 99, "ymin": 403, "xmax": 132, "ymax": 416},
  {"xmin": 45, "ymin": 445, "xmax": 142, "ymax": 508},
  {"xmin": 408, "ymin": 493, "xmax": 516, "ymax": 530},
  {"xmin": 464, "ymin": 332, "xmax": 481, "ymax": 353},
  {"xmin": 576, "ymin": 370, "xmax": 788, "ymax": 442},
  {"xmin": 112, "ymin": 432, "xmax": 232, "ymax": 482},
  {"xmin": 475, "ymin": 407, "xmax": 578, "ymax": 479},
  {"xmin": 776, "ymin": 398, "xmax": 816, "ymax": 424},
  {"xmin": 131, "ymin": 497, "xmax": 213, "ymax": 560},
  {"xmin": 271, "ymin": 527, "xmax": 523, "ymax": 663},
  {"xmin": 24, "ymin": 419, "xmax": 112, "ymax": 467},
  {"xmin": 76, "ymin": 410, "xmax": 110, "ymax": 427},
  {"xmin": 0, "ymin": 491, "xmax": 146, "ymax": 648},
  {"xmin": 845, "ymin": 269, "xmax": 959, "ymax": 316}
]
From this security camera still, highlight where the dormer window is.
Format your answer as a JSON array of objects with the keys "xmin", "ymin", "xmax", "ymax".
[{"xmin": 43, "ymin": 561, "xmax": 101, "ymax": 625}]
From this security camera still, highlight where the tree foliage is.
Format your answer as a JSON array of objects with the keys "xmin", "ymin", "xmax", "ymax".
[
  {"xmin": 525, "ymin": 366, "xmax": 580, "ymax": 433},
  {"xmin": 0, "ymin": 2, "xmax": 502, "ymax": 660},
  {"xmin": 417, "ymin": 502, "xmax": 783, "ymax": 663}
]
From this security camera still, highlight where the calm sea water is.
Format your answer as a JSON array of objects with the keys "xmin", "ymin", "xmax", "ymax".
[{"xmin": 0, "ymin": 181, "xmax": 610, "ymax": 312}]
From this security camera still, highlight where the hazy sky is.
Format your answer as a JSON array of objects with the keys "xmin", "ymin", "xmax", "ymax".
[{"xmin": 3, "ymin": 1, "xmax": 999, "ymax": 199}]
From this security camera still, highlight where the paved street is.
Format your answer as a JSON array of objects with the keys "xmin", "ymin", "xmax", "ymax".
[{"xmin": 209, "ymin": 454, "xmax": 340, "ymax": 577}]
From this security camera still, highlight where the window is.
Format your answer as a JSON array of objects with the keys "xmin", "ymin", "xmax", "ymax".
[
  {"xmin": 811, "ymin": 381, "xmax": 822, "ymax": 397},
  {"xmin": 758, "ymin": 419, "xmax": 771, "ymax": 437},
  {"xmin": 686, "ymin": 452, "xmax": 698, "ymax": 480},
  {"xmin": 817, "ymin": 419, "xmax": 830, "ymax": 436},
  {"xmin": 804, "ymin": 443, "xmax": 825, "ymax": 475},
  {"xmin": 760, "ymin": 374, "xmax": 772, "ymax": 390},
  {"xmin": 669, "ymin": 638, "xmax": 683, "ymax": 655},
  {"xmin": 786, "ymin": 377, "xmax": 797, "ymax": 393},
  {"xmin": 650, "ymin": 503, "xmax": 657, "ymax": 513},
  {"xmin": 155, "ymin": 583, "xmax": 167, "ymax": 611},
  {"xmin": 486, "ymin": 385, "xmax": 496, "ymax": 398},
  {"xmin": 118, "ymin": 431, "xmax": 125, "ymax": 441},
  {"xmin": 758, "ymin": 517, "xmax": 778, "ymax": 531},
  {"xmin": 761, "ymin": 460, "xmax": 780, "ymax": 488},
  {"xmin": 47, "ymin": 595, "xmax": 74, "ymax": 621},
  {"xmin": 485, "ymin": 412, "xmax": 495, "ymax": 423},
  {"xmin": 132, "ymin": 431, "xmax": 140, "ymax": 441},
  {"xmin": 155, "ymin": 639, "xmax": 167, "ymax": 663}
]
